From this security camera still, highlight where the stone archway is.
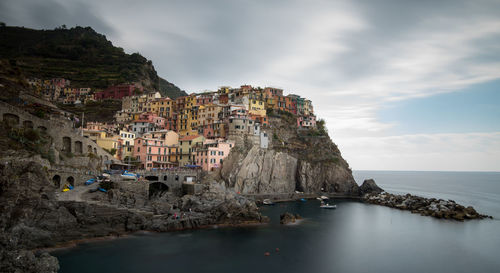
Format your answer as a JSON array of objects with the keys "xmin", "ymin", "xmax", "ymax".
[
  {"xmin": 3, "ymin": 113, "xmax": 19, "ymax": 126},
  {"xmin": 149, "ymin": 182, "xmax": 169, "ymax": 198},
  {"xmin": 66, "ymin": 176, "xmax": 75, "ymax": 187},
  {"xmin": 23, "ymin": 120, "xmax": 34, "ymax": 129},
  {"xmin": 87, "ymin": 145, "xmax": 93, "ymax": 153},
  {"xmin": 163, "ymin": 175, "xmax": 168, "ymax": 181},
  {"xmin": 52, "ymin": 175, "xmax": 61, "ymax": 188}
]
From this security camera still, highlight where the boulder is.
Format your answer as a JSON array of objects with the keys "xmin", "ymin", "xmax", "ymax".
[
  {"xmin": 359, "ymin": 179, "xmax": 384, "ymax": 195},
  {"xmin": 280, "ymin": 212, "xmax": 300, "ymax": 224}
]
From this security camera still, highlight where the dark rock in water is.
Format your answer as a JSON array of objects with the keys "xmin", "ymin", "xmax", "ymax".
[
  {"xmin": 280, "ymin": 212, "xmax": 301, "ymax": 224},
  {"xmin": 359, "ymin": 179, "xmax": 384, "ymax": 195},
  {"xmin": 362, "ymin": 192, "xmax": 491, "ymax": 221}
]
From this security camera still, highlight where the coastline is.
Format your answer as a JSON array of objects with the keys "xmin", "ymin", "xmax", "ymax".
[{"xmin": 44, "ymin": 218, "xmax": 269, "ymax": 253}]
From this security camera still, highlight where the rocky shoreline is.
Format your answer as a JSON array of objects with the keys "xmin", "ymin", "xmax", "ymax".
[
  {"xmin": 362, "ymin": 192, "xmax": 492, "ymax": 221},
  {"xmin": 0, "ymin": 161, "xmax": 268, "ymax": 273}
]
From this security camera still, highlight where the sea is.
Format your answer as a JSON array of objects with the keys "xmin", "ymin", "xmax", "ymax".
[{"xmin": 53, "ymin": 171, "xmax": 500, "ymax": 273}]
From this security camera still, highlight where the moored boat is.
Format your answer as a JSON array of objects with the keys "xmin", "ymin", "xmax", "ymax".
[
  {"xmin": 320, "ymin": 200, "xmax": 336, "ymax": 209},
  {"xmin": 263, "ymin": 199, "xmax": 274, "ymax": 205}
]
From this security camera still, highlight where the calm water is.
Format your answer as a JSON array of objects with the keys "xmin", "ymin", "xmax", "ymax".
[{"xmin": 53, "ymin": 171, "xmax": 500, "ymax": 273}]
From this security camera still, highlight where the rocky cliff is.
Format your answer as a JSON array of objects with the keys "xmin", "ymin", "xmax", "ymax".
[
  {"xmin": 0, "ymin": 159, "xmax": 265, "ymax": 273},
  {"xmin": 221, "ymin": 114, "xmax": 360, "ymax": 197}
]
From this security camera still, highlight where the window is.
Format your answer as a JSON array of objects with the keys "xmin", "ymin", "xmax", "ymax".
[
  {"xmin": 137, "ymin": 147, "xmax": 140, "ymax": 152},
  {"xmin": 220, "ymin": 159, "xmax": 223, "ymax": 164}
]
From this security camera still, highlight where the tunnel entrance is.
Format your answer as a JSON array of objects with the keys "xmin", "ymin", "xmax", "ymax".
[
  {"xmin": 66, "ymin": 176, "xmax": 75, "ymax": 187},
  {"xmin": 52, "ymin": 175, "xmax": 61, "ymax": 188},
  {"xmin": 149, "ymin": 182, "xmax": 169, "ymax": 198}
]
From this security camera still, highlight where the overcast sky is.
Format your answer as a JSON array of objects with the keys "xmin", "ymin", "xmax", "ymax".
[{"xmin": 1, "ymin": 0, "xmax": 500, "ymax": 171}]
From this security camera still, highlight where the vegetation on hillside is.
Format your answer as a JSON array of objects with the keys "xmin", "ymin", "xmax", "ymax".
[
  {"xmin": 0, "ymin": 25, "xmax": 187, "ymax": 98},
  {"xmin": 56, "ymin": 100, "xmax": 122, "ymax": 123}
]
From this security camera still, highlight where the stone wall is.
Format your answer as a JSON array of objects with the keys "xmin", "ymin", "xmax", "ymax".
[{"xmin": 0, "ymin": 101, "xmax": 116, "ymax": 169}]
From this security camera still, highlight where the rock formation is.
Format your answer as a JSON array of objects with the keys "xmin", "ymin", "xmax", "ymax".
[
  {"xmin": 221, "ymin": 115, "xmax": 359, "ymax": 197},
  {"xmin": 280, "ymin": 212, "xmax": 302, "ymax": 224},
  {"xmin": 363, "ymin": 192, "xmax": 491, "ymax": 221},
  {"xmin": 359, "ymin": 179, "xmax": 384, "ymax": 195}
]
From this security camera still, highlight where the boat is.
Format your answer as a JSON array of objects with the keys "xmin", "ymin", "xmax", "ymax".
[
  {"xmin": 98, "ymin": 188, "xmax": 107, "ymax": 193},
  {"xmin": 121, "ymin": 171, "xmax": 138, "ymax": 181},
  {"xmin": 299, "ymin": 198, "xmax": 307, "ymax": 202},
  {"xmin": 316, "ymin": 197, "xmax": 322, "ymax": 201},
  {"xmin": 85, "ymin": 178, "xmax": 96, "ymax": 185},
  {"xmin": 62, "ymin": 188, "xmax": 69, "ymax": 192},
  {"xmin": 320, "ymin": 201, "xmax": 336, "ymax": 209},
  {"xmin": 320, "ymin": 195, "xmax": 329, "ymax": 200},
  {"xmin": 320, "ymin": 204, "xmax": 337, "ymax": 209},
  {"xmin": 263, "ymin": 199, "xmax": 274, "ymax": 205}
]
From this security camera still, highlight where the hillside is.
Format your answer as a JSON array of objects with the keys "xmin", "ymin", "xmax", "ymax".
[{"xmin": 0, "ymin": 25, "xmax": 187, "ymax": 98}]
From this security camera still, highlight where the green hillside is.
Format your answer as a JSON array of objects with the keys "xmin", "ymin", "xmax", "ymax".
[{"xmin": 0, "ymin": 25, "xmax": 187, "ymax": 98}]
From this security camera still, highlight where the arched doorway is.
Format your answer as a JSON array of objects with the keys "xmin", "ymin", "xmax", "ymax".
[
  {"xmin": 52, "ymin": 175, "xmax": 61, "ymax": 188},
  {"xmin": 66, "ymin": 176, "xmax": 75, "ymax": 187},
  {"xmin": 75, "ymin": 141, "xmax": 83, "ymax": 154},
  {"xmin": 3, "ymin": 113, "xmax": 19, "ymax": 127},
  {"xmin": 23, "ymin": 120, "xmax": 34, "ymax": 129},
  {"xmin": 62, "ymin": 137, "xmax": 72, "ymax": 153},
  {"xmin": 149, "ymin": 182, "xmax": 169, "ymax": 198}
]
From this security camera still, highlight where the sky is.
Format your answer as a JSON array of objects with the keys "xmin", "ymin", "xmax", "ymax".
[{"xmin": 1, "ymin": 0, "xmax": 499, "ymax": 171}]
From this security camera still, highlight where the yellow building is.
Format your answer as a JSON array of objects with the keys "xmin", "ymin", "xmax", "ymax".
[
  {"xmin": 249, "ymin": 98, "xmax": 266, "ymax": 116},
  {"xmin": 178, "ymin": 94, "xmax": 199, "ymax": 136},
  {"xmin": 150, "ymin": 98, "xmax": 173, "ymax": 118},
  {"xmin": 96, "ymin": 134, "xmax": 120, "ymax": 159},
  {"xmin": 178, "ymin": 135, "xmax": 204, "ymax": 166}
]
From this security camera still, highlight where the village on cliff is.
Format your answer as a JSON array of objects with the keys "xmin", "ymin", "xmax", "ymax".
[{"xmin": 28, "ymin": 79, "xmax": 317, "ymax": 171}]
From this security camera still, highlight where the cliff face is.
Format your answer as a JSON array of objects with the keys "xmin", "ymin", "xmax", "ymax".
[{"xmin": 221, "ymin": 114, "xmax": 360, "ymax": 196}]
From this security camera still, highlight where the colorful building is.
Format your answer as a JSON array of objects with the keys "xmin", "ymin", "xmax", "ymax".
[
  {"xmin": 194, "ymin": 140, "xmax": 234, "ymax": 171},
  {"xmin": 178, "ymin": 135, "xmax": 205, "ymax": 166}
]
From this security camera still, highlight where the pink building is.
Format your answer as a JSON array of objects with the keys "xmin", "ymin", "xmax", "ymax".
[
  {"xmin": 297, "ymin": 115, "xmax": 316, "ymax": 128},
  {"xmin": 194, "ymin": 140, "xmax": 234, "ymax": 171},
  {"xmin": 133, "ymin": 137, "xmax": 177, "ymax": 170}
]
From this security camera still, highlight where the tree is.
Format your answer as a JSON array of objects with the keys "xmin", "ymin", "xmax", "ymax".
[{"xmin": 0, "ymin": 22, "xmax": 6, "ymax": 28}]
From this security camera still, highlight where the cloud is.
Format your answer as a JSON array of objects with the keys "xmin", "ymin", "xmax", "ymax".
[
  {"xmin": 0, "ymin": 0, "xmax": 116, "ymax": 36},
  {"xmin": 2, "ymin": 0, "xmax": 500, "ymax": 170},
  {"xmin": 336, "ymin": 132, "xmax": 500, "ymax": 171}
]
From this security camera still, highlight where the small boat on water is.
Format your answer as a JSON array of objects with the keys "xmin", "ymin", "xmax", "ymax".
[
  {"xmin": 320, "ymin": 201, "xmax": 336, "ymax": 209},
  {"xmin": 98, "ymin": 187, "xmax": 107, "ymax": 193},
  {"xmin": 299, "ymin": 198, "xmax": 307, "ymax": 202},
  {"xmin": 320, "ymin": 195, "xmax": 329, "ymax": 200},
  {"xmin": 263, "ymin": 199, "xmax": 274, "ymax": 205}
]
